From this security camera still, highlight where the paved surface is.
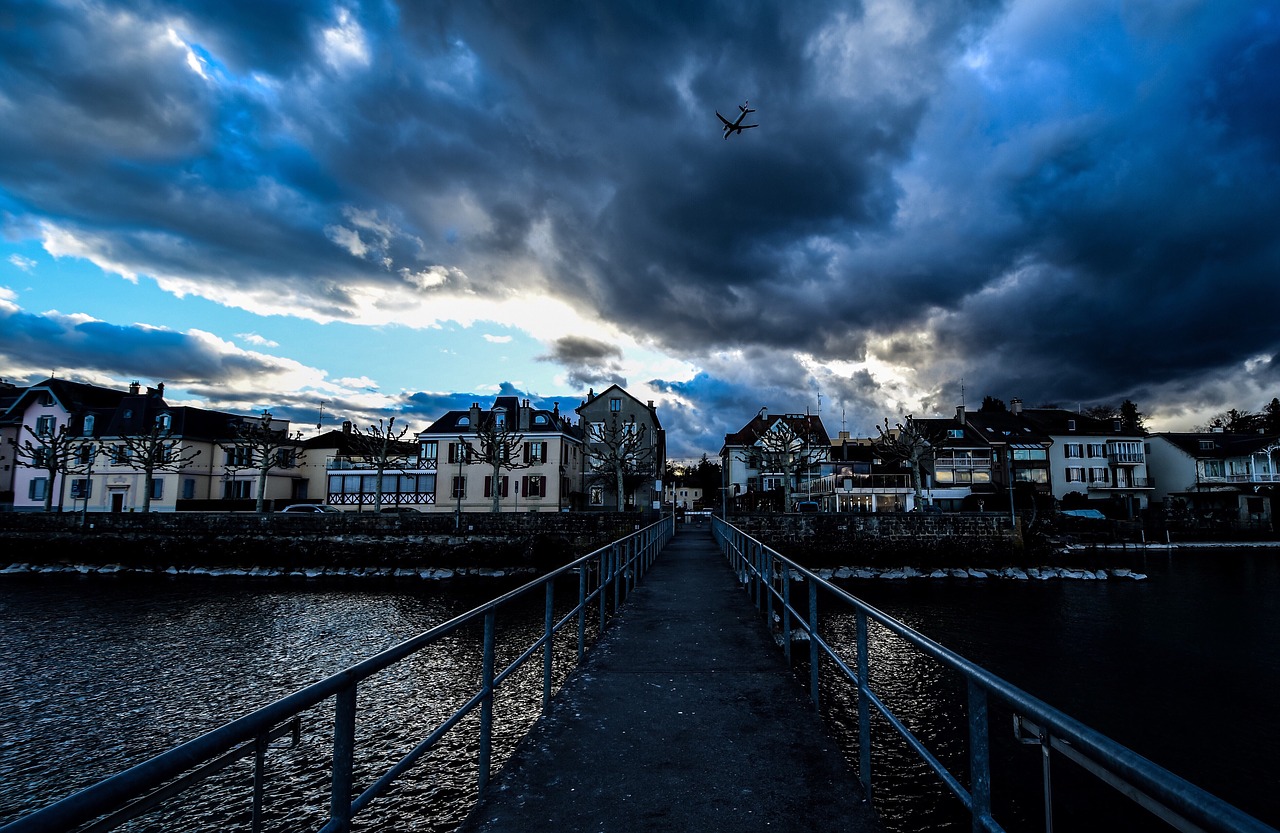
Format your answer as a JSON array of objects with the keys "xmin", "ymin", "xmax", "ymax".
[{"xmin": 458, "ymin": 525, "xmax": 880, "ymax": 833}]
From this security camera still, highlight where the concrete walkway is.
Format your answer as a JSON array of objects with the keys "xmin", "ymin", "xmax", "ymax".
[{"xmin": 458, "ymin": 525, "xmax": 880, "ymax": 833}]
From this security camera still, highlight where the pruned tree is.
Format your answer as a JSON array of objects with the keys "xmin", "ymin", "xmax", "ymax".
[
  {"xmin": 350, "ymin": 416, "xmax": 415, "ymax": 511},
  {"xmin": 459, "ymin": 414, "xmax": 533, "ymax": 512},
  {"xmin": 1196, "ymin": 408, "xmax": 1262, "ymax": 433},
  {"xmin": 585, "ymin": 413, "xmax": 654, "ymax": 511},
  {"xmin": 742, "ymin": 419, "xmax": 825, "ymax": 511},
  {"xmin": 1118, "ymin": 399, "xmax": 1146, "ymax": 435},
  {"xmin": 115, "ymin": 419, "xmax": 202, "ymax": 512},
  {"xmin": 10, "ymin": 421, "xmax": 81, "ymax": 512},
  {"xmin": 874, "ymin": 415, "xmax": 944, "ymax": 509},
  {"xmin": 219, "ymin": 412, "xmax": 306, "ymax": 513}
]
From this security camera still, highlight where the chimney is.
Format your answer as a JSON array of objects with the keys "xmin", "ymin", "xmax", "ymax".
[
  {"xmin": 760, "ymin": 407, "xmax": 768, "ymax": 420},
  {"xmin": 129, "ymin": 381, "xmax": 140, "ymax": 395},
  {"xmin": 1010, "ymin": 398, "xmax": 1023, "ymax": 415},
  {"xmin": 469, "ymin": 402, "xmax": 482, "ymax": 431},
  {"xmin": 955, "ymin": 405, "xmax": 966, "ymax": 425},
  {"xmin": 518, "ymin": 400, "xmax": 531, "ymax": 431},
  {"xmin": 156, "ymin": 382, "xmax": 164, "ymax": 396},
  {"xmin": 342, "ymin": 420, "xmax": 352, "ymax": 434}
]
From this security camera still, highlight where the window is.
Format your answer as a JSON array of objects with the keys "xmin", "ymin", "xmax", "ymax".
[
  {"xmin": 1086, "ymin": 443, "xmax": 1106, "ymax": 458},
  {"xmin": 182, "ymin": 478, "xmax": 196, "ymax": 500},
  {"xmin": 35, "ymin": 415, "xmax": 56, "ymax": 437},
  {"xmin": 29, "ymin": 477, "xmax": 48, "ymax": 500},
  {"xmin": 224, "ymin": 480, "xmax": 252, "ymax": 499},
  {"xmin": 156, "ymin": 413, "xmax": 172, "ymax": 431},
  {"xmin": 947, "ymin": 429, "xmax": 964, "ymax": 439},
  {"xmin": 494, "ymin": 409, "xmax": 506, "ymax": 429},
  {"xmin": 113, "ymin": 445, "xmax": 131, "ymax": 465},
  {"xmin": 589, "ymin": 422, "xmax": 605, "ymax": 441},
  {"xmin": 448, "ymin": 442, "xmax": 472, "ymax": 464},
  {"xmin": 82, "ymin": 414, "xmax": 95, "ymax": 435},
  {"xmin": 1014, "ymin": 468, "xmax": 1049, "ymax": 484},
  {"xmin": 1202, "ymin": 460, "xmax": 1225, "ymax": 478},
  {"xmin": 1012, "ymin": 448, "xmax": 1047, "ymax": 461},
  {"xmin": 77, "ymin": 444, "xmax": 95, "ymax": 466},
  {"xmin": 420, "ymin": 441, "xmax": 438, "ymax": 466},
  {"xmin": 534, "ymin": 414, "xmax": 548, "ymax": 425},
  {"xmin": 1066, "ymin": 467, "xmax": 1084, "ymax": 483},
  {"xmin": 151, "ymin": 479, "xmax": 164, "ymax": 500},
  {"xmin": 610, "ymin": 397, "xmax": 621, "ymax": 412},
  {"xmin": 525, "ymin": 441, "xmax": 548, "ymax": 464},
  {"xmin": 1089, "ymin": 468, "xmax": 1109, "ymax": 483},
  {"xmin": 1063, "ymin": 444, "xmax": 1083, "ymax": 458},
  {"xmin": 522, "ymin": 475, "xmax": 546, "ymax": 498},
  {"xmin": 276, "ymin": 448, "xmax": 296, "ymax": 467},
  {"xmin": 590, "ymin": 485, "xmax": 604, "ymax": 506},
  {"xmin": 451, "ymin": 476, "xmax": 466, "ymax": 499},
  {"xmin": 484, "ymin": 476, "xmax": 509, "ymax": 498},
  {"xmin": 457, "ymin": 416, "xmax": 470, "ymax": 427},
  {"xmin": 224, "ymin": 446, "xmax": 253, "ymax": 467},
  {"xmin": 70, "ymin": 479, "xmax": 92, "ymax": 499},
  {"xmin": 1067, "ymin": 419, "xmax": 1076, "ymax": 431},
  {"xmin": 1199, "ymin": 440, "xmax": 1215, "ymax": 451}
]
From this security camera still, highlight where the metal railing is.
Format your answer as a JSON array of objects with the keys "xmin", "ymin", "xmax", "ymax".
[
  {"xmin": 711, "ymin": 517, "xmax": 1277, "ymax": 833},
  {"xmin": 2, "ymin": 516, "xmax": 675, "ymax": 833}
]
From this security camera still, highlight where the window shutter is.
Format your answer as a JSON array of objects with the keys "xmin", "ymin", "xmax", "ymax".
[
  {"xmin": 484, "ymin": 476, "xmax": 492, "ymax": 497},
  {"xmin": 523, "ymin": 443, "xmax": 530, "ymax": 464},
  {"xmin": 540, "ymin": 476, "xmax": 547, "ymax": 496},
  {"xmin": 501, "ymin": 476, "xmax": 509, "ymax": 497}
]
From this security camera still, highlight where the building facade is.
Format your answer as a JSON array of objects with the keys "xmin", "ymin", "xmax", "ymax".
[{"xmin": 576, "ymin": 385, "xmax": 665, "ymax": 512}]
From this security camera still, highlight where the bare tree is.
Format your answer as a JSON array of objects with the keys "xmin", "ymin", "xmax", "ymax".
[
  {"xmin": 874, "ymin": 416, "xmax": 944, "ymax": 509},
  {"xmin": 349, "ymin": 417, "xmax": 414, "ymax": 511},
  {"xmin": 10, "ymin": 421, "xmax": 82, "ymax": 512},
  {"xmin": 745, "ymin": 419, "xmax": 826, "ymax": 511},
  {"xmin": 585, "ymin": 413, "xmax": 654, "ymax": 511},
  {"xmin": 219, "ymin": 413, "xmax": 306, "ymax": 513},
  {"xmin": 115, "ymin": 419, "xmax": 202, "ymax": 512},
  {"xmin": 459, "ymin": 414, "xmax": 532, "ymax": 512}
]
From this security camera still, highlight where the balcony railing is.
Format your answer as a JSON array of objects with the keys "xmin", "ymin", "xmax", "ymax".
[
  {"xmin": 1108, "ymin": 451, "xmax": 1145, "ymax": 464},
  {"xmin": 1086, "ymin": 477, "xmax": 1152, "ymax": 491},
  {"xmin": 809, "ymin": 474, "xmax": 913, "ymax": 496},
  {"xmin": 325, "ymin": 456, "xmax": 436, "ymax": 472}
]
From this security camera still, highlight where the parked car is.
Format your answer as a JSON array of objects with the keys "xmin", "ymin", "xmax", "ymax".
[
  {"xmin": 795, "ymin": 501, "xmax": 819, "ymax": 513},
  {"xmin": 377, "ymin": 506, "xmax": 421, "ymax": 514},
  {"xmin": 277, "ymin": 504, "xmax": 342, "ymax": 514}
]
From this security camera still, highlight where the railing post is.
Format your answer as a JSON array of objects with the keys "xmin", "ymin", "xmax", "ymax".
[
  {"xmin": 330, "ymin": 685, "xmax": 356, "ymax": 832},
  {"xmin": 968, "ymin": 680, "xmax": 992, "ymax": 833},
  {"xmin": 543, "ymin": 581, "xmax": 555, "ymax": 712},
  {"xmin": 578, "ymin": 564, "xmax": 587, "ymax": 661},
  {"xmin": 612, "ymin": 543, "xmax": 621, "ymax": 612},
  {"xmin": 782, "ymin": 568, "xmax": 792, "ymax": 663},
  {"xmin": 808, "ymin": 579, "xmax": 820, "ymax": 708},
  {"xmin": 856, "ymin": 611, "xmax": 871, "ymax": 797},
  {"xmin": 478, "ymin": 611, "xmax": 496, "ymax": 793},
  {"xmin": 252, "ymin": 732, "xmax": 268, "ymax": 833},
  {"xmin": 764, "ymin": 551, "xmax": 774, "ymax": 629},
  {"xmin": 599, "ymin": 550, "xmax": 609, "ymax": 634}
]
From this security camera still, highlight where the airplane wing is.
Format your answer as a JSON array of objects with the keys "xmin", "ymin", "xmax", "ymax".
[
  {"xmin": 716, "ymin": 111, "xmax": 733, "ymax": 127},
  {"xmin": 740, "ymin": 123, "xmax": 758, "ymax": 130}
]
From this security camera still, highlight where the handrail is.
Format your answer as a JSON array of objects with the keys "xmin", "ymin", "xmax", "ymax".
[
  {"xmin": 3, "ymin": 516, "xmax": 675, "ymax": 833},
  {"xmin": 711, "ymin": 517, "xmax": 1277, "ymax": 833}
]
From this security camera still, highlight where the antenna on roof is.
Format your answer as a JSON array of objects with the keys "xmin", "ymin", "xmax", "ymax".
[
  {"xmin": 960, "ymin": 378, "xmax": 966, "ymax": 409},
  {"xmin": 317, "ymin": 400, "xmax": 326, "ymax": 431}
]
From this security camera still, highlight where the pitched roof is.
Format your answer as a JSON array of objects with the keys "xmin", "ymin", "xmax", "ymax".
[
  {"xmin": 1153, "ymin": 432, "xmax": 1280, "ymax": 459},
  {"xmin": 722, "ymin": 412, "xmax": 830, "ymax": 448}
]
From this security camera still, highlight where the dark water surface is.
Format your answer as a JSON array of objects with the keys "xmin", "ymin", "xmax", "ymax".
[
  {"xmin": 822, "ymin": 547, "xmax": 1280, "ymax": 832},
  {"xmin": 2, "ymin": 549, "xmax": 1277, "ymax": 832},
  {"xmin": 0, "ymin": 576, "xmax": 575, "ymax": 832}
]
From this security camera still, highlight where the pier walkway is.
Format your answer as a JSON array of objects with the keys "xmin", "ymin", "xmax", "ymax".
[{"xmin": 459, "ymin": 525, "xmax": 879, "ymax": 833}]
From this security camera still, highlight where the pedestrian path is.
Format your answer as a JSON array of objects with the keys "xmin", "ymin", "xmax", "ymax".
[{"xmin": 458, "ymin": 526, "xmax": 881, "ymax": 833}]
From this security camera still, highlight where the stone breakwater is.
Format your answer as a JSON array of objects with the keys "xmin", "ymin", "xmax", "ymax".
[
  {"xmin": 0, "ymin": 561, "xmax": 540, "ymax": 580},
  {"xmin": 809, "ymin": 565, "xmax": 1148, "ymax": 581}
]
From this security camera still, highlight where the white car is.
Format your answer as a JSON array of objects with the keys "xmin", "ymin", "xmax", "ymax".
[{"xmin": 277, "ymin": 504, "xmax": 342, "ymax": 514}]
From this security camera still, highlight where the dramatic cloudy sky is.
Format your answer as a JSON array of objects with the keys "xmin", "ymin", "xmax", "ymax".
[{"xmin": 2, "ymin": 1, "xmax": 1278, "ymax": 458}]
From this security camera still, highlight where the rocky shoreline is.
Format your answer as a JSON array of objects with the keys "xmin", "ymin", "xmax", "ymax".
[
  {"xmin": 0, "ymin": 562, "xmax": 540, "ymax": 580},
  {"xmin": 810, "ymin": 565, "xmax": 1148, "ymax": 581}
]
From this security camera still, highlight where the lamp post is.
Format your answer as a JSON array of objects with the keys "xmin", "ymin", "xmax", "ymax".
[{"xmin": 455, "ymin": 436, "xmax": 466, "ymax": 530}]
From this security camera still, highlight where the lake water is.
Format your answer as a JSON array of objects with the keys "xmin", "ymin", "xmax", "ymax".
[{"xmin": 1, "ymin": 548, "xmax": 1277, "ymax": 832}]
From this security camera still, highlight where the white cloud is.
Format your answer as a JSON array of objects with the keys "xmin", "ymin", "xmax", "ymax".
[
  {"xmin": 7, "ymin": 254, "xmax": 36, "ymax": 272},
  {"xmin": 320, "ymin": 7, "xmax": 371, "ymax": 70},
  {"xmin": 237, "ymin": 332, "xmax": 280, "ymax": 347},
  {"xmin": 483, "ymin": 334, "xmax": 512, "ymax": 343}
]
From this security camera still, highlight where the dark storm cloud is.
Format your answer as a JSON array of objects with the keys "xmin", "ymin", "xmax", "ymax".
[
  {"xmin": 536, "ymin": 335, "xmax": 627, "ymax": 390},
  {"xmin": 4, "ymin": 1, "xmax": 1280, "ymax": 440},
  {"xmin": 0, "ymin": 306, "xmax": 290, "ymax": 384}
]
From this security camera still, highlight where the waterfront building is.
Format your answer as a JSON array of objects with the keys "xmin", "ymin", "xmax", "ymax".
[
  {"xmin": 808, "ymin": 432, "xmax": 913, "ymax": 513},
  {"xmin": 305, "ymin": 422, "xmax": 428, "ymax": 510},
  {"xmin": 914, "ymin": 408, "xmax": 997, "ymax": 511},
  {"xmin": 664, "ymin": 483, "xmax": 703, "ymax": 510},
  {"xmin": 1146, "ymin": 431, "xmax": 1279, "ymax": 524},
  {"xmin": 0, "ymin": 379, "xmax": 27, "ymax": 510},
  {"xmin": 4, "ymin": 378, "xmax": 305, "ymax": 512},
  {"xmin": 720, "ymin": 408, "xmax": 830, "ymax": 512},
  {"xmin": 576, "ymin": 385, "xmax": 665, "ymax": 512},
  {"xmin": 416, "ymin": 396, "xmax": 585, "ymax": 513}
]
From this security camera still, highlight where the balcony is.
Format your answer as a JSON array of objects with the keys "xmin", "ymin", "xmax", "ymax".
[
  {"xmin": 1086, "ymin": 477, "xmax": 1153, "ymax": 491},
  {"xmin": 327, "ymin": 455, "xmax": 437, "ymax": 472},
  {"xmin": 1107, "ymin": 451, "xmax": 1145, "ymax": 465}
]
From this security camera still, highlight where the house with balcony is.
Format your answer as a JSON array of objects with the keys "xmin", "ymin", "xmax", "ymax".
[
  {"xmin": 954, "ymin": 400, "xmax": 1055, "ymax": 512},
  {"xmin": 915, "ymin": 409, "xmax": 997, "ymax": 511},
  {"xmin": 305, "ymin": 421, "xmax": 428, "ymax": 510},
  {"xmin": 1017, "ymin": 406, "xmax": 1153, "ymax": 518},
  {"xmin": 807, "ymin": 432, "xmax": 913, "ymax": 512},
  {"xmin": 1146, "ymin": 432, "xmax": 1279, "ymax": 524},
  {"xmin": 720, "ymin": 408, "xmax": 830, "ymax": 512},
  {"xmin": 418, "ymin": 396, "xmax": 585, "ymax": 513}
]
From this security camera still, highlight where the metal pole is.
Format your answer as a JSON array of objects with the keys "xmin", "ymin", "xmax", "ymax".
[
  {"xmin": 578, "ymin": 564, "xmax": 587, "ymax": 661},
  {"xmin": 478, "ymin": 611, "xmax": 495, "ymax": 793},
  {"xmin": 968, "ymin": 681, "xmax": 992, "ymax": 833},
  {"xmin": 782, "ymin": 569, "xmax": 792, "ymax": 663},
  {"xmin": 251, "ymin": 732, "xmax": 267, "ymax": 833},
  {"xmin": 330, "ymin": 685, "xmax": 356, "ymax": 832},
  {"xmin": 543, "ymin": 581, "xmax": 554, "ymax": 712},
  {"xmin": 856, "ymin": 611, "xmax": 871, "ymax": 797},
  {"xmin": 808, "ymin": 580, "xmax": 820, "ymax": 708}
]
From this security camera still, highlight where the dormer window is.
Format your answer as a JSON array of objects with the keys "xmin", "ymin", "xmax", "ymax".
[
  {"xmin": 156, "ymin": 413, "xmax": 172, "ymax": 431},
  {"xmin": 1067, "ymin": 419, "xmax": 1076, "ymax": 431},
  {"xmin": 947, "ymin": 429, "xmax": 964, "ymax": 439},
  {"xmin": 494, "ymin": 409, "xmax": 506, "ymax": 429},
  {"xmin": 82, "ymin": 414, "xmax": 95, "ymax": 435},
  {"xmin": 457, "ymin": 416, "xmax": 470, "ymax": 427},
  {"xmin": 534, "ymin": 414, "xmax": 548, "ymax": 425}
]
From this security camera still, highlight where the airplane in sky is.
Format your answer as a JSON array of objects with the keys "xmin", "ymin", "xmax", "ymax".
[{"xmin": 717, "ymin": 101, "xmax": 758, "ymax": 139}]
